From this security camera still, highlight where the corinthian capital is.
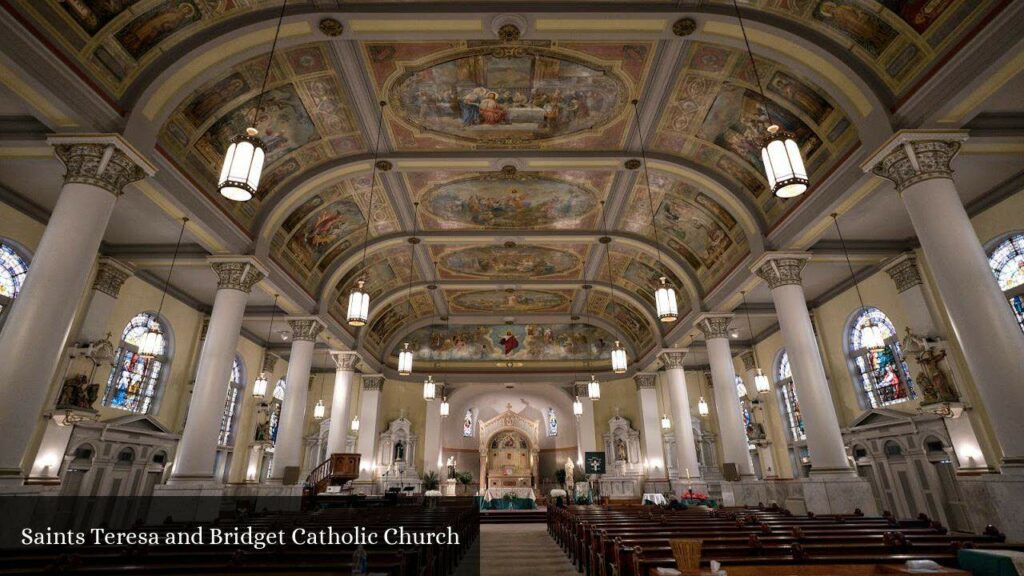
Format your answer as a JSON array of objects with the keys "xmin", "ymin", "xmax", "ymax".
[
  {"xmin": 738, "ymin": 350, "xmax": 756, "ymax": 372},
  {"xmin": 882, "ymin": 253, "xmax": 923, "ymax": 294},
  {"xmin": 93, "ymin": 257, "xmax": 134, "ymax": 298},
  {"xmin": 751, "ymin": 252, "xmax": 810, "ymax": 290},
  {"xmin": 362, "ymin": 374, "xmax": 385, "ymax": 391},
  {"xmin": 48, "ymin": 134, "xmax": 155, "ymax": 196},
  {"xmin": 634, "ymin": 372, "xmax": 657, "ymax": 390},
  {"xmin": 287, "ymin": 317, "xmax": 326, "ymax": 342},
  {"xmin": 330, "ymin": 350, "xmax": 360, "ymax": 371},
  {"xmin": 862, "ymin": 130, "xmax": 966, "ymax": 192},
  {"xmin": 695, "ymin": 313, "xmax": 734, "ymax": 340},
  {"xmin": 208, "ymin": 256, "xmax": 267, "ymax": 294},
  {"xmin": 659, "ymin": 349, "xmax": 688, "ymax": 370}
]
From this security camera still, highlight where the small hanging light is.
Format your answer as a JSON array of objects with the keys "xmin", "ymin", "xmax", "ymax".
[
  {"xmin": 139, "ymin": 217, "xmax": 188, "ymax": 358},
  {"xmin": 611, "ymin": 340, "xmax": 628, "ymax": 374},
  {"xmin": 217, "ymin": 0, "xmax": 288, "ymax": 202},
  {"xmin": 312, "ymin": 376, "xmax": 325, "ymax": 421},
  {"xmin": 573, "ymin": 396, "xmax": 583, "ymax": 419},
  {"xmin": 655, "ymin": 276, "xmax": 679, "ymax": 323},
  {"xmin": 350, "ymin": 415, "xmax": 360, "ymax": 432},
  {"xmin": 253, "ymin": 294, "xmax": 279, "ymax": 399},
  {"xmin": 754, "ymin": 369, "xmax": 771, "ymax": 395},
  {"xmin": 397, "ymin": 342, "xmax": 414, "ymax": 376},
  {"xmin": 697, "ymin": 396, "xmax": 710, "ymax": 417},
  {"xmin": 440, "ymin": 396, "xmax": 450, "ymax": 418},
  {"xmin": 737, "ymin": 380, "xmax": 748, "ymax": 399},
  {"xmin": 347, "ymin": 101, "xmax": 387, "ymax": 327},
  {"xmin": 861, "ymin": 321, "xmax": 887, "ymax": 351},
  {"xmin": 661, "ymin": 414, "xmax": 671, "ymax": 430},
  {"xmin": 346, "ymin": 278, "xmax": 370, "ymax": 326},
  {"xmin": 423, "ymin": 374, "xmax": 437, "ymax": 401},
  {"xmin": 833, "ymin": 213, "xmax": 886, "ymax": 351},
  {"xmin": 740, "ymin": 290, "xmax": 771, "ymax": 395},
  {"xmin": 587, "ymin": 375, "xmax": 601, "ymax": 400}
]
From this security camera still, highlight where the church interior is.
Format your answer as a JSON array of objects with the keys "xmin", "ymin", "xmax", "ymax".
[{"xmin": 0, "ymin": 0, "xmax": 1023, "ymax": 574}]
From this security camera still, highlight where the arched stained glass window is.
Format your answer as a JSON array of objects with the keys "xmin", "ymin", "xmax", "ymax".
[
  {"xmin": 0, "ymin": 242, "xmax": 29, "ymax": 322},
  {"xmin": 104, "ymin": 312, "xmax": 170, "ymax": 414},
  {"xmin": 987, "ymin": 233, "xmax": 1024, "ymax": 333},
  {"xmin": 269, "ymin": 378, "xmax": 286, "ymax": 444},
  {"xmin": 847, "ymin": 307, "xmax": 915, "ymax": 408},
  {"xmin": 218, "ymin": 357, "xmax": 245, "ymax": 446},
  {"xmin": 463, "ymin": 409, "xmax": 474, "ymax": 437},
  {"xmin": 547, "ymin": 407, "xmax": 558, "ymax": 437},
  {"xmin": 775, "ymin": 350, "xmax": 805, "ymax": 442}
]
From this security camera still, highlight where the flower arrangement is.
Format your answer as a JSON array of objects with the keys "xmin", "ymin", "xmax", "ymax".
[{"xmin": 681, "ymin": 489, "xmax": 708, "ymax": 501}]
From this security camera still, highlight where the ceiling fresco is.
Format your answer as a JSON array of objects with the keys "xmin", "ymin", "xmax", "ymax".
[
  {"xmin": 269, "ymin": 174, "xmax": 399, "ymax": 295},
  {"xmin": 432, "ymin": 244, "xmax": 587, "ymax": 281},
  {"xmin": 388, "ymin": 322, "xmax": 617, "ymax": 371},
  {"xmin": 447, "ymin": 289, "xmax": 574, "ymax": 314},
  {"xmin": 364, "ymin": 41, "xmax": 655, "ymax": 150},
  {"xmin": 405, "ymin": 169, "xmax": 611, "ymax": 231},
  {"xmin": 364, "ymin": 292, "xmax": 435, "ymax": 354},
  {"xmin": 621, "ymin": 171, "xmax": 749, "ymax": 291},
  {"xmin": 157, "ymin": 42, "xmax": 364, "ymax": 228},
  {"xmin": 584, "ymin": 291, "xmax": 656, "ymax": 355},
  {"xmin": 650, "ymin": 41, "xmax": 858, "ymax": 206},
  {"xmin": 598, "ymin": 246, "xmax": 690, "ymax": 324},
  {"xmin": 328, "ymin": 245, "xmax": 421, "ymax": 332}
]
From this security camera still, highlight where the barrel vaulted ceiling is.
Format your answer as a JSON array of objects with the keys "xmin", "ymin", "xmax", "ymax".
[{"xmin": 0, "ymin": 0, "xmax": 1017, "ymax": 376}]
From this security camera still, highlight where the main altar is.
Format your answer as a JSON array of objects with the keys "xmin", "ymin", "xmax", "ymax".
[{"xmin": 477, "ymin": 404, "xmax": 540, "ymax": 498}]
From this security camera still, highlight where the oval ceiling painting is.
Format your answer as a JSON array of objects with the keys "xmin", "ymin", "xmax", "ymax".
[
  {"xmin": 438, "ymin": 245, "xmax": 580, "ymax": 279},
  {"xmin": 451, "ymin": 289, "xmax": 570, "ymax": 313},
  {"xmin": 423, "ymin": 173, "xmax": 597, "ymax": 229},
  {"xmin": 390, "ymin": 48, "xmax": 627, "ymax": 144}
]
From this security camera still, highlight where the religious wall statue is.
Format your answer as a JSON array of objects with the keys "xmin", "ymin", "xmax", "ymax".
[
  {"xmin": 394, "ymin": 441, "xmax": 405, "ymax": 462},
  {"xmin": 55, "ymin": 374, "xmax": 99, "ymax": 410},
  {"xmin": 254, "ymin": 404, "xmax": 271, "ymax": 443},
  {"xmin": 564, "ymin": 458, "xmax": 575, "ymax": 491},
  {"xmin": 446, "ymin": 456, "xmax": 457, "ymax": 479},
  {"xmin": 902, "ymin": 328, "xmax": 959, "ymax": 406},
  {"xmin": 614, "ymin": 437, "xmax": 628, "ymax": 462}
]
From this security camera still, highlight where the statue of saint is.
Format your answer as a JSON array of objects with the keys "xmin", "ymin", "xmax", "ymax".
[
  {"xmin": 394, "ymin": 441, "xmax": 405, "ymax": 462},
  {"xmin": 446, "ymin": 456, "xmax": 457, "ymax": 479},
  {"xmin": 564, "ymin": 458, "xmax": 575, "ymax": 491},
  {"xmin": 615, "ymin": 437, "xmax": 628, "ymax": 462}
]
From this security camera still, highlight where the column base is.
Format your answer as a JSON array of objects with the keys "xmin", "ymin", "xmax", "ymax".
[
  {"xmin": 958, "ymin": 472, "xmax": 1024, "ymax": 540},
  {"xmin": 224, "ymin": 483, "xmax": 304, "ymax": 498}
]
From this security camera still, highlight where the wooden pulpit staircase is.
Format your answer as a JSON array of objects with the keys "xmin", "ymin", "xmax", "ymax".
[{"xmin": 305, "ymin": 453, "xmax": 361, "ymax": 496}]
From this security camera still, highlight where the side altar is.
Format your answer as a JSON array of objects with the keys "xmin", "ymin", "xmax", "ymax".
[{"xmin": 376, "ymin": 413, "xmax": 421, "ymax": 493}]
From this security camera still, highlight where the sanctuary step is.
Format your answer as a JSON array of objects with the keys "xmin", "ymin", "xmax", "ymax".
[{"xmin": 481, "ymin": 509, "xmax": 548, "ymax": 524}]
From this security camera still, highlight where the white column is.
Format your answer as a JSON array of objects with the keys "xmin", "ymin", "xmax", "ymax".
[
  {"xmin": 269, "ymin": 317, "xmax": 324, "ymax": 484},
  {"xmin": 326, "ymin": 351, "xmax": 359, "ymax": 456},
  {"xmin": 424, "ymin": 397, "xmax": 442, "ymax": 476},
  {"xmin": 738, "ymin": 351, "xmax": 777, "ymax": 479},
  {"xmin": 696, "ymin": 314, "xmax": 755, "ymax": 479},
  {"xmin": 659, "ymin": 350, "xmax": 701, "ymax": 480},
  {"xmin": 752, "ymin": 253, "xmax": 852, "ymax": 475},
  {"xmin": 0, "ymin": 136, "xmax": 154, "ymax": 482},
  {"xmin": 573, "ymin": 381, "xmax": 597, "ymax": 466},
  {"xmin": 355, "ymin": 375, "xmax": 384, "ymax": 480},
  {"xmin": 80, "ymin": 258, "xmax": 135, "ymax": 343},
  {"xmin": 170, "ymin": 257, "xmax": 266, "ymax": 483},
  {"xmin": 634, "ymin": 373, "xmax": 667, "ymax": 478},
  {"xmin": 867, "ymin": 133, "xmax": 1024, "ymax": 468}
]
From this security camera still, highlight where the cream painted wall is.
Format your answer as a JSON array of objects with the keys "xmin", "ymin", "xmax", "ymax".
[
  {"xmin": 752, "ymin": 328, "xmax": 797, "ymax": 479},
  {"xmin": 379, "ymin": 378, "xmax": 428, "ymax": 474},
  {"xmin": 591, "ymin": 376, "xmax": 641, "ymax": 450}
]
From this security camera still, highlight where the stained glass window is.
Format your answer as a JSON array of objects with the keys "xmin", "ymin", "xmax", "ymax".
[
  {"xmin": 103, "ymin": 313, "xmax": 169, "ymax": 415},
  {"xmin": 218, "ymin": 357, "xmax": 245, "ymax": 446},
  {"xmin": 547, "ymin": 407, "xmax": 558, "ymax": 437},
  {"xmin": 847, "ymin": 307, "xmax": 915, "ymax": 408},
  {"xmin": 741, "ymin": 404, "xmax": 756, "ymax": 449},
  {"xmin": 463, "ymin": 409, "xmax": 474, "ymax": 437},
  {"xmin": 269, "ymin": 378, "xmax": 286, "ymax": 444},
  {"xmin": 775, "ymin": 350, "xmax": 805, "ymax": 442},
  {"xmin": 0, "ymin": 242, "xmax": 29, "ymax": 319},
  {"xmin": 987, "ymin": 233, "xmax": 1024, "ymax": 333}
]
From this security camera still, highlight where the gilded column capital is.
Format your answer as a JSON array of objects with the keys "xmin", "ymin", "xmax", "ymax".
[
  {"xmin": 882, "ymin": 253, "xmax": 923, "ymax": 294},
  {"xmin": 738, "ymin": 350, "xmax": 756, "ymax": 372},
  {"xmin": 48, "ymin": 134, "xmax": 156, "ymax": 196},
  {"xmin": 861, "ymin": 130, "xmax": 967, "ymax": 192},
  {"xmin": 330, "ymin": 350, "xmax": 361, "ymax": 371},
  {"xmin": 695, "ymin": 313, "xmax": 734, "ymax": 340},
  {"xmin": 92, "ymin": 257, "xmax": 134, "ymax": 298},
  {"xmin": 287, "ymin": 317, "xmax": 326, "ymax": 342},
  {"xmin": 362, "ymin": 374, "xmax": 385, "ymax": 391},
  {"xmin": 658, "ymin": 348, "xmax": 688, "ymax": 370},
  {"xmin": 208, "ymin": 256, "xmax": 267, "ymax": 294},
  {"xmin": 750, "ymin": 252, "xmax": 811, "ymax": 290},
  {"xmin": 634, "ymin": 372, "xmax": 657, "ymax": 390}
]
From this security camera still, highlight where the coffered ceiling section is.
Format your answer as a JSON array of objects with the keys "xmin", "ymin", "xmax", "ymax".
[{"xmin": 363, "ymin": 41, "xmax": 654, "ymax": 150}]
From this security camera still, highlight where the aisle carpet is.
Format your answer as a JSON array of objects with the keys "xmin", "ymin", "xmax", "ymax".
[{"xmin": 455, "ymin": 523, "xmax": 577, "ymax": 576}]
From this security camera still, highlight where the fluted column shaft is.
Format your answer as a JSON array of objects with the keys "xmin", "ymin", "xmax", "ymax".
[
  {"xmin": 326, "ymin": 351, "xmax": 359, "ymax": 456},
  {"xmin": 356, "ymin": 375, "xmax": 384, "ymax": 481},
  {"xmin": 660, "ymin": 350, "xmax": 701, "ymax": 480},
  {"xmin": 866, "ymin": 132, "xmax": 1024, "ymax": 468},
  {"xmin": 697, "ymin": 314, "xmax": 754, "ymax": 478},
  {"xmin": 269, "ymin": 318, "xmax": 324, "ymax": 483},
  {"xmin": 0, "ymin": 136, "xmax": 153, "ymax": 481},
  {"xmin": 753, "ymin": 253, "xmax": 851, "ymax": 474},
  {"xmin": 634, "ymin": 373, "xmax": 666, "ymax": 476},
  {"xmin": 171, "ymin": 257, "xmax": 265, "ymax": 482}
]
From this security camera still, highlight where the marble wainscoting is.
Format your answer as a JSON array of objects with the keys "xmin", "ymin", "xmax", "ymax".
[
  {"xmin": 717, "ymin": 476, "xmax": 878, "ymax": 515},
  {"xmin": 599, "ymin": 476, "xmax": 643, "ymax": 499},
  {"xmin": 957, "ymin": 472, "xmax": 1024, "ymax": 540}
]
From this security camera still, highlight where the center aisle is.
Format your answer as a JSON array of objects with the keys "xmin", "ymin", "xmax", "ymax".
[{"xmin": 456, "ymin": 523, "xmax": 577, "ymax": 576}]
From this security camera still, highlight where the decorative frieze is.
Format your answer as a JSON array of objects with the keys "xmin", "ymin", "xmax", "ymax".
[
  {"xmin": 659, "ymin": 349, "xmax": 688, "ymax": 370},
  {"xmin": 362, "ymin": 374, "xmax": 385, "ymax": 391},
  {"xmin": 287, "ymin": 317, "xmax": 325, "ymax": 342},
  {"xmin": 751, "ymin": 252, "xmax": 810, "ymax": 290},
  {"xmin": 695, "ymin": 313, "xmax": 734, "ymax": 340},
  {"xmin": 48, "ymin": 135, "xmax": 155, "ymax": 196},
  {"xmin": 92, "ymin": 257, "xmax": 133, "ymax": 298},
  {"xmin": 209, "ymin": 257, "xmax": 267, "ymax": 293},
  {"xmin": 331, "ymin": 350, "xmax": 360, "ymax": 371},
  {"xmin": 634, "ymin": 372, "xmax": 657, "ymax": 390},
  {"xmin": 883, "ymin": 254, "xmax": 924, "ymax": 293}
]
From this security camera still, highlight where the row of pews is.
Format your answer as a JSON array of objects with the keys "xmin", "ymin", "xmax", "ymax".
[
  {"xmin": 548, "ymin": 503, "xmax": 1020, "ymax": 576},
  {"xmin": 1, "ymin": 498, "xmax": 479, "ymax": 575}
]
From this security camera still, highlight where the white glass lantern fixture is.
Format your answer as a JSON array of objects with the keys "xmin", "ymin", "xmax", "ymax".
[
  {"xmin": 587, "ymin": 375, "xmax": 601, "ymax": 401},
  {"xmin": 423, "ymin": 375, "xmax": 437, "ymax": 401},
  {"xmin": 136, "ymin": 320, "xmax": 163, "ymax": 360},
  {"xmin": 346, "ymin": 278, "xmax": 370, "ymax": 326},
  {"xmin": 697, "ymin": 396, "xmax": 709, "ymax": 417},
  {"xmin": 397, "ymin": 342, "xmax": 414, "ymax": 376},
  {"xmin": 655, "ymin": 276, "xmax": 679, "ymax": 323},
  {"xmin": 754, "ymin": 369, "xmax": 771, "ymax": 395},
  {"xmin": 252, "ymin": 372, "xmax": 269, "ymax": 399},
  {"xmin": 218, "ymin": 127, "xmax": 266, "ymax": 202},
  {"xmin": 313, "ymin": 399, "xmax": 325, "ymax": 421},
  {"xmin": 761, "ymin": 125, "xmax": 808, "ymax": 199},
  {"xmin": 573, "ymin": 396, "xmax": 583, "ymax": 419},
  {"xmin": 439, "ymin": 397, "xmax": 450, "ymax": 418},
  {"xmin": 660, "ymin": 414, "xmax": 671, "ymax": 430},
  {"xmin": 861, "ymin": 319, "xmax": 887, "ymax": 351},
  {"xmin": 736, "ymin": 381, "xmax": 748, "ymax": 399},
  {"xmin": 611, "ymin": 340, "xmax": 628, "ymax": 374},
  {"xmin": 350, "ymin": 415, "xmax": 360, "ymax": 432}
]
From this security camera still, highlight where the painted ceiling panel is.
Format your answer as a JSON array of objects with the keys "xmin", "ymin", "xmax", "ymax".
[
  {"xmin": 446, "ymin": 289, "xmax": 574, "ymax": 314},
  {"xmin": 431, "ymin": 243, "xmax": 588, "ymax": 281}
]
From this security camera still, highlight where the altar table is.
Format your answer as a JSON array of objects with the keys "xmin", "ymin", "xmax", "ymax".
[
  {"xmin": 482, "ymin": 487, "xmax": 536, "ymax": 501},
  {"xmin": 958, "ymin": 549, "xmax": 1024, "ymax": 576},
  {"xmin": 642, "ymin": 493, "xmax": 668, "ymax": 505}
]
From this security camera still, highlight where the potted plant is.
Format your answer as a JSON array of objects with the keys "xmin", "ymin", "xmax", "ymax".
[
  {"xmin": 555, "ymin": 469, "xmax": 567, "ymax": 489},
  {"xmin": 422, "ymin": 471, "xmax": 440, "ymax": 492},
  {"xmin": 455, "ymin": 471, "xmax": 473, "ymax": 495}
]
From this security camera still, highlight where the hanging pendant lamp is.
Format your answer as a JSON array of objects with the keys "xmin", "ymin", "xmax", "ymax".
[
  {"xmin": 631, "ymin": 100, "xmax": 680, "ymax": 322},
  {"xmin": 587, "ymin": 374, "xmax": 601, "ymax": 401},
  {"xmin": 697, "ymin": 396, "xmax": 710, "ymax": 417},
  {"xmin": 397, "ymin": 343, "xmax": 414, "ymax": 376},
  {"xmin": 611, "ymin": 341, "xmax": 628, "ymax": 374},
  {"xmin": 423, "ymin": 374, "xmax": 437, "ymax": 401},
  {"xmin": 740, "ymin": 290, "xmax": 771, "ymax": 394},
  {"xmin": 252, "ymin": 294, "xmax": 280, "ymax": 399},
  {"xmin": 440, "ymin": 395, "xmax": 450, "ymax": 418},
  {"xmin": 139, "ymin": 217, "xmax": 188, "ymax": 359},
  {"xmin": 351, "ymin": 415, "xmax": 360, "ymax": 432},
  {"xmin": 218, "ymin": 0, "xmax": 288, "ymax": 202},
  {"xmin": 573, "ymin": 396, "xmax": 583, "ymax": 419},
  {"xmin": 833, "ymin": 213, "xmax": 886, "ymax": 350},
  {"xmin": 348, "ymin": 101, "xmax": 387, "ymax": 326},
  {"xmin": 397, "ymin": 202, "xmax": 420, "ymax": 375},
  {"xmin": 661, "ymin": 414, "xmax": 671, "ymax": 430},
  {"xmin": 313, "ymin": 376, "xmax": 326, "ymax": 421},
  {"xmin": 600, "ymin": 200, "xmax": 629, "ymax": 373}
]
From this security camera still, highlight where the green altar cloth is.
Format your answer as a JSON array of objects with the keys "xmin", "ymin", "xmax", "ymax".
[
  {"xmin": 958, "ymin": 549, "xmax": 1024, "ymax": 576},
  {"xmin": 475, "ymin": 496, "xmax": 537, "ymax": 510}
]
